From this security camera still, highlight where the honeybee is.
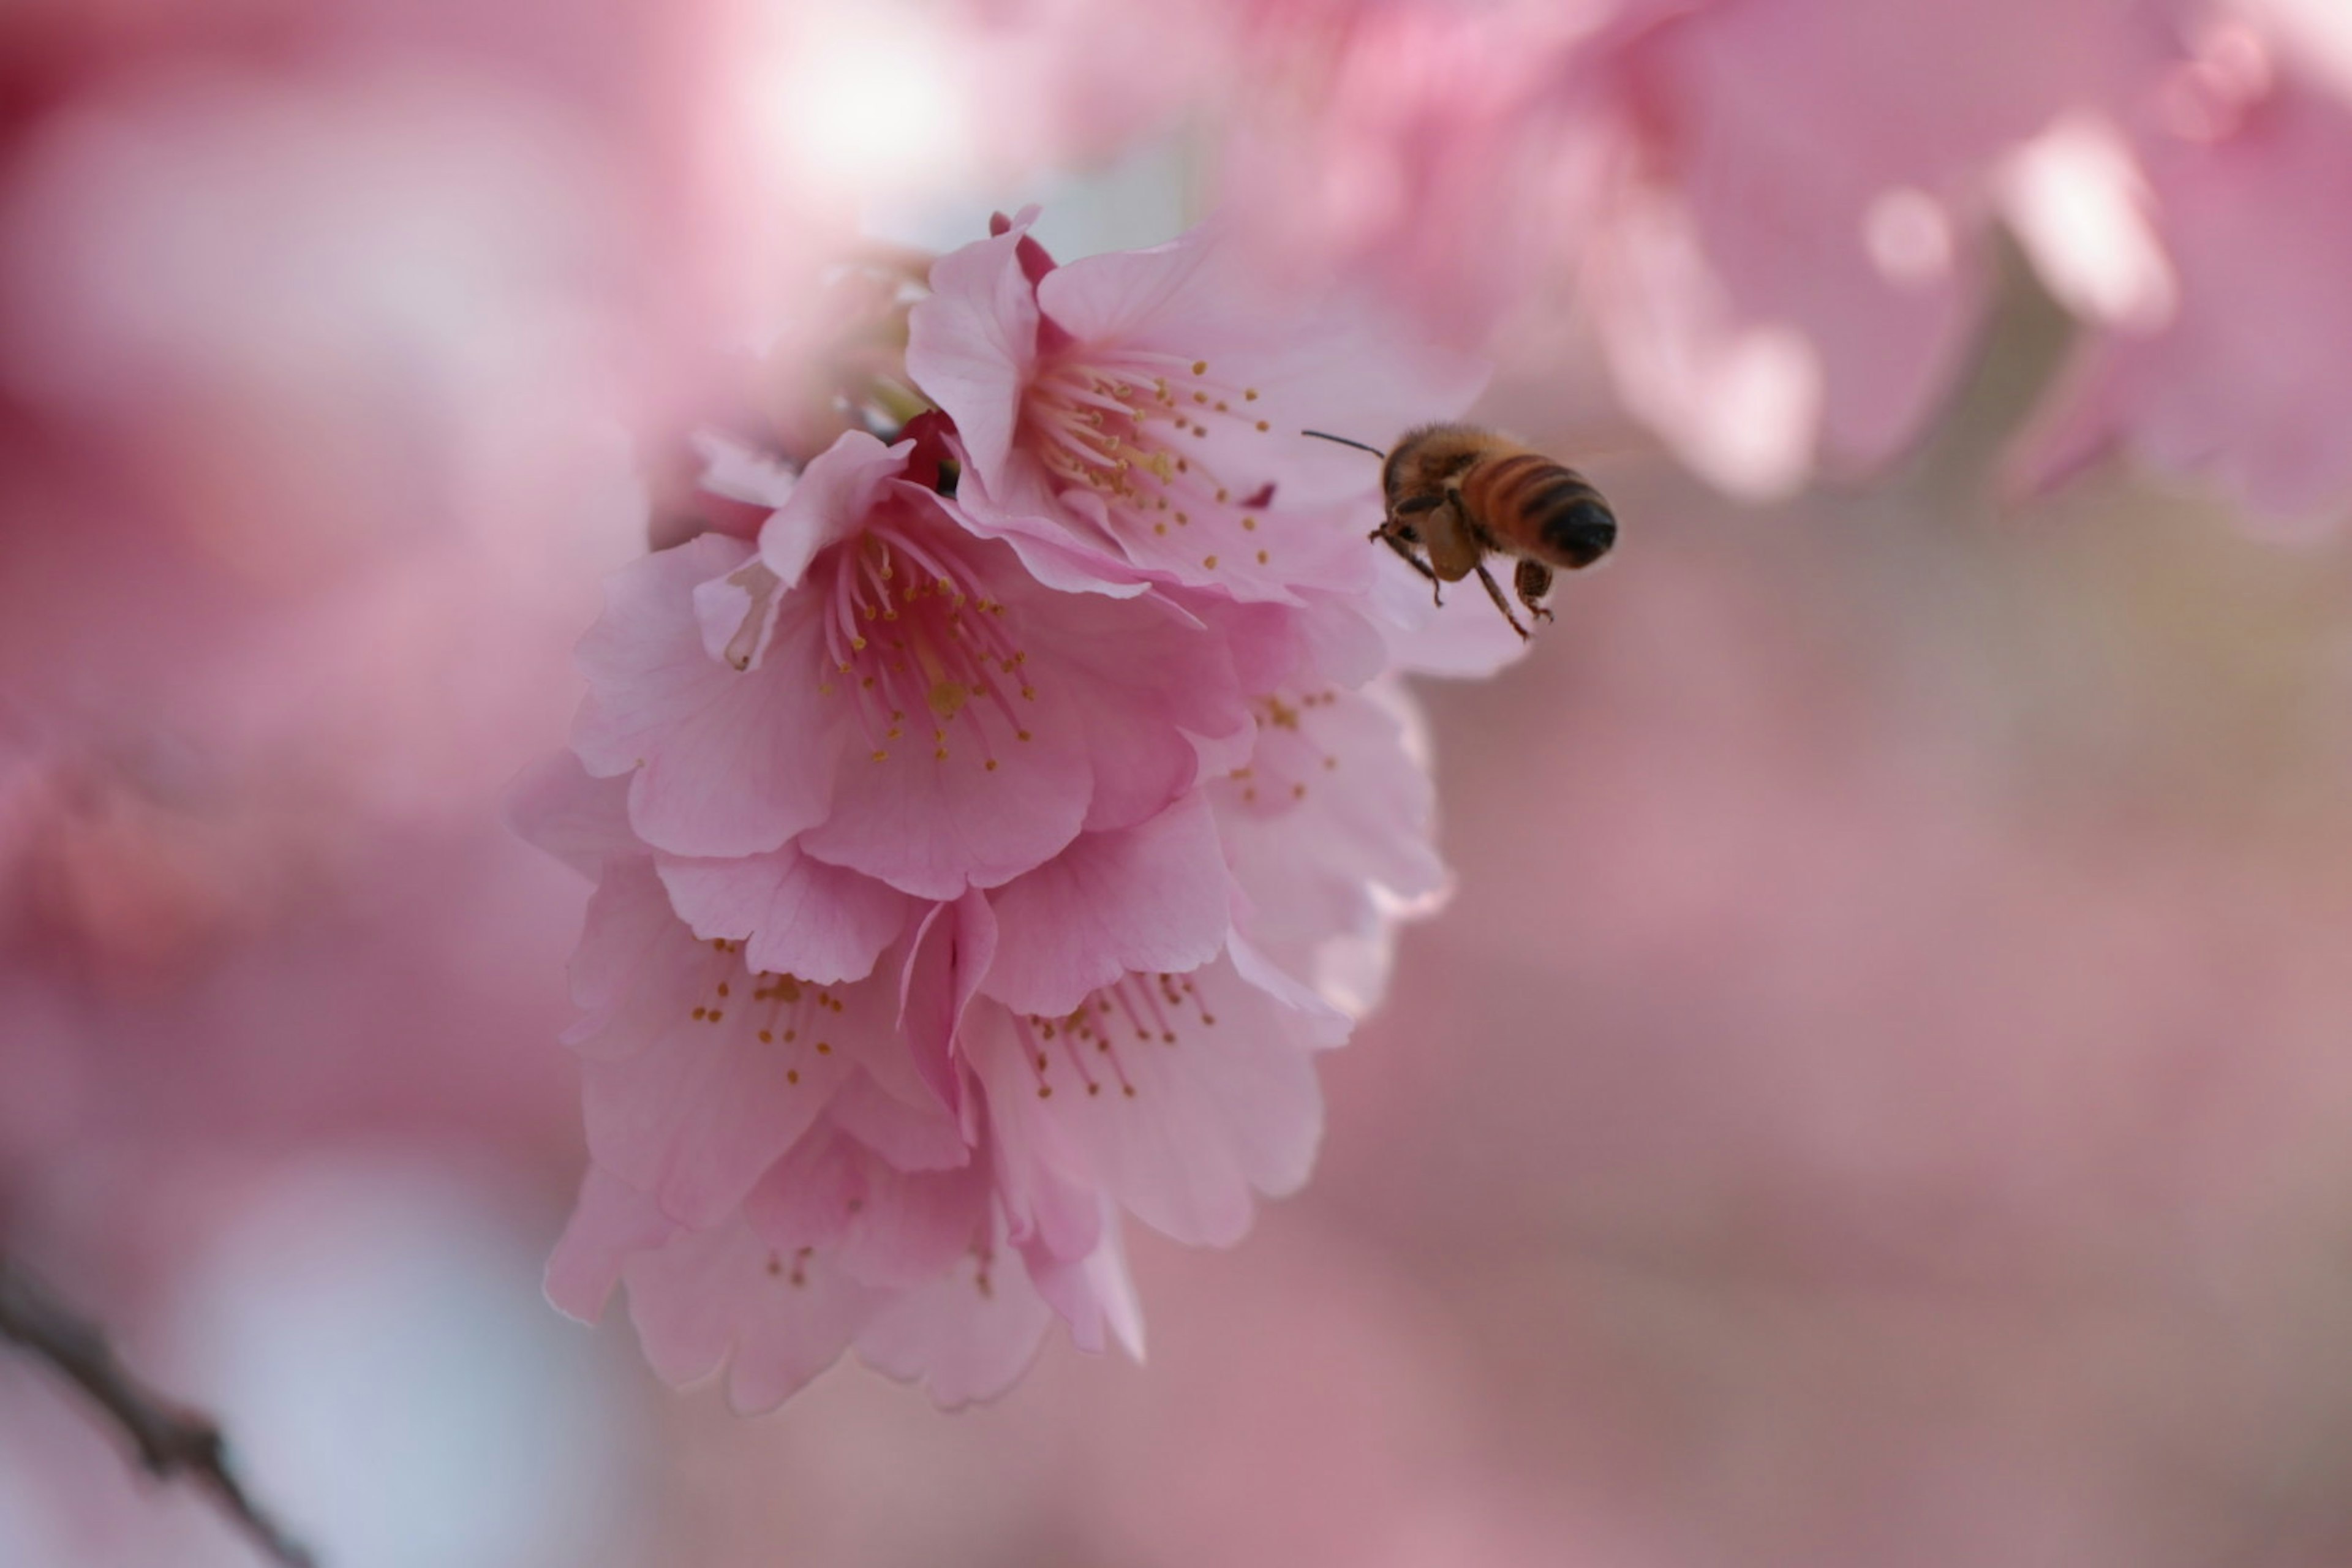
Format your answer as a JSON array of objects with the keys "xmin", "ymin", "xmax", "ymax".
[{"xmin": 1307, "ymin": 423, "xmax": 1618, "ymax": 639}]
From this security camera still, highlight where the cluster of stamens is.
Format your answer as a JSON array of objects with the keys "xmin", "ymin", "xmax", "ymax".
[
  {"xmin": 1016, "ymin": 971, "xmax": 1218, "ymax": 1102},
  {"xmin": 811, "ymin": 523, "xmax": 1036, "ymax": 767},
  {"xmin": 685, "ymin": 938, "xmax": 846, "ymax": 1087},
  {"xmin": 1024, "ymin": 351, "xmax": 1281, "ymax": 570}
]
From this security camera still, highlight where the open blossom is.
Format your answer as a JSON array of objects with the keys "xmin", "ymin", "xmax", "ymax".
[
  {"xmin": 572, "ymin": 428, "xmax": 1257, "ymax": 895},
  {"xmin": 907, "ymin": 211, "xmax": 1482, "ymax": 603},
  {"xmin": 526, "ymin": 214, "xmax": 1487, "ymax": 1406}
]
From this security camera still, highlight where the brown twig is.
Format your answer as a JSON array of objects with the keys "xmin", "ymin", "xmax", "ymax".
[{"xmin": 0, "ymin": 1253, "xmax": 315, "ymax": 1567}]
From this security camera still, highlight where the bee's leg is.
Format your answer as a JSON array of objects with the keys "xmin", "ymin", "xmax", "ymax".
[
  {"xmin": 1472, "ymin": 560, "xmax": 1532, "ymax": 639},
  {"xmin": 1374, "ymin": 527, "xmax": 1444, "ymax": 603},
  {"xmin": 1513, "ymin": 559, "xmax": 1556, "ymax": 623}
]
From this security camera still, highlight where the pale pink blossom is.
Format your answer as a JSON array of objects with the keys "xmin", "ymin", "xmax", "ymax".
[
  {"xmin": 905, "ymin": 213, "xmax": 1482, "ymax": 605},
  {"xmin": 570, "ymin": 428, "xmax": 1255, "ymax": 894}
]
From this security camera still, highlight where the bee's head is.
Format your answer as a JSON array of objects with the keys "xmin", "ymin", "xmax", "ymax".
[{"xmin": 1384, "ymin": 424, "xmax": 1487, "ymax": 506}]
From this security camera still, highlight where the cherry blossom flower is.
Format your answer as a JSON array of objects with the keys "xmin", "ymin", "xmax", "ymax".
[
  {"xmin": 570, "ymin": 428, "xmax": 1256, "ymax": 894},
  {"xmin": 905, "ymin": 213, "xmax": 1482, "ymax": 604}
]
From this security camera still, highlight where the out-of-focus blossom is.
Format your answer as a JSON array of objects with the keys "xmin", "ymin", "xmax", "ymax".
[
  {"xmin": 1601, "ymin": 0, "xmax": 2143, "ymax": 456},
  {"xmin": 525, "ymin": 215, "xmax": 1490, "ymax": 1406},
  {"xmin": 2015, "ymin": 23, "xmax": 2352, "ymax": 524},
  {"xmin": 1210, "ymin": 1, "xmax": 1607, "ymax": 346},
  {"xmin": 981, "ymin": 0, "xmax": 2181, "ymax": 497}
]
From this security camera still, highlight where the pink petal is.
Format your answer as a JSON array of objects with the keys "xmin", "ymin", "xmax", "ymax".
[
  {"xmin": 828, "ymin": 1068, "xmax": 971, "ymax": 1171},
  {"xmin": 982, "ymin": 793, "xmax": 1233, "ymax": 1017},
  {"xmin": 972, "ymin": 950, "xmax": 1328, "ymax": 1246},
  {"xmin": 564, "ymin": 858, "xmax": 690, "ymax": 1038},
  {"xmin": 1214, "ymin": 680, "xmax": 1447, "ymax": 957},
  {"xmin": 986, "ymin": 1107, "xmax": 1104, "ymax": 1265},
  {"xmin": 756, "ymin": 432, "xmax": 914, "ymax": 590},
  {"xmin": 1021, "ymin": 1200, "xmax": 1145, "ymax": 1360},
  {"xmin": 740, "ymin": 1122, "xmax": 865, "ymax": 1253},
  {"xmin": 905, "ymin": 229, "xmax": 1040, "ymax": 484},
  {"xmin": 1039, "ymin": 224, "xmax": 1485, "ymax": 503},
  {"xmin": 620, "ymin": 603, "xmax": 848, "ymax": 858},
  {"xmin": 657, "ymin": 844, "xmax": 914, "ymax": 985},
  {"xmin": 895, "ymin": 896, "xmax": 989, "ymax": 1123},
  {"xmin": 745, "ymin": 1133, "xmax": 992, "ymax": 1291},
  {"xmin": 572, "ymin": 533, "xmax": 755, "ymax": 780},
  {"xmin": 1014, "ymin": 581, "xmax": 1254, "ymax": 832},
  {"xmin": 506, "ymin": 751, "xmax": 636, "ymax": 880},
  {"xmin": 851, "ymin": 1227, "xmax": 1056, "ymax": 1409},
  {"xmin": 543, "ymin": 1165, "xmax": 674, "ymax": 1324},
  {"xmin": 944, "ymin": 449, "xmax": 1156, "ymax": 597},
  {"xmin": 573, "ymin": 536, "xmax": 846, "ymax": 858},
  {"xmin": 617, "ymin": 1222, "xmax": 753, "ymax": 1389},
  {"xmin": 1359, "ymin": 553, "xmax": 1534, "ymax": 679},
  {"xmin": 796, "ymin": 684, "xmax": 1090, "ymax": 899},
  {"xmin": 1031, "ymin": 226, "xmax": 1215, "ymax": 349},
  {"xmin": 615, "ymin": 1219, "xmax": 884, "ymax": 1412},
  {"xmin": 719, "ymin": 1251, "xmax": 887, "ymax": 1414},
  {"xmin": 580, "ymin": 947, "xmax": 886, "ymax": 1226}
]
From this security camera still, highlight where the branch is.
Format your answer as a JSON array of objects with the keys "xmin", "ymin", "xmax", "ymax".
[{"xmin": 0, "ymin": 1253, "xmax": 316, "ymax": 1567}]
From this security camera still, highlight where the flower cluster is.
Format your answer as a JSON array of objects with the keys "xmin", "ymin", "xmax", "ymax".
[{"xmin": 519, "ymin": 213, "xmax": 1494, "ymax": 1406}]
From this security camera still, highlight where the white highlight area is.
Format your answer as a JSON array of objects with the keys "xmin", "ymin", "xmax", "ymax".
[{"xmin": 1999, "ymin": 113, "xmax": 2178, "ymax": 333}]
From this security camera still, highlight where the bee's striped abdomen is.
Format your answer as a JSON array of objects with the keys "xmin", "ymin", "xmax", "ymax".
[{"xmin": 1461, "ymin": 452, "xmax": 1618, "ymax": 570}]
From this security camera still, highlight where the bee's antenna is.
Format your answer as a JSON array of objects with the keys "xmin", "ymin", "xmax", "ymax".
[{"xmin": 1300, "ymin": 429, "xmax": 1387, "ymax": 458}]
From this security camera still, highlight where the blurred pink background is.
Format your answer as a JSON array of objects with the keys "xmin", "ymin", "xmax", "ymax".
[{"xmin": 10, "ymin": 2, "xmax": 2352, "ymax": 1564}]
